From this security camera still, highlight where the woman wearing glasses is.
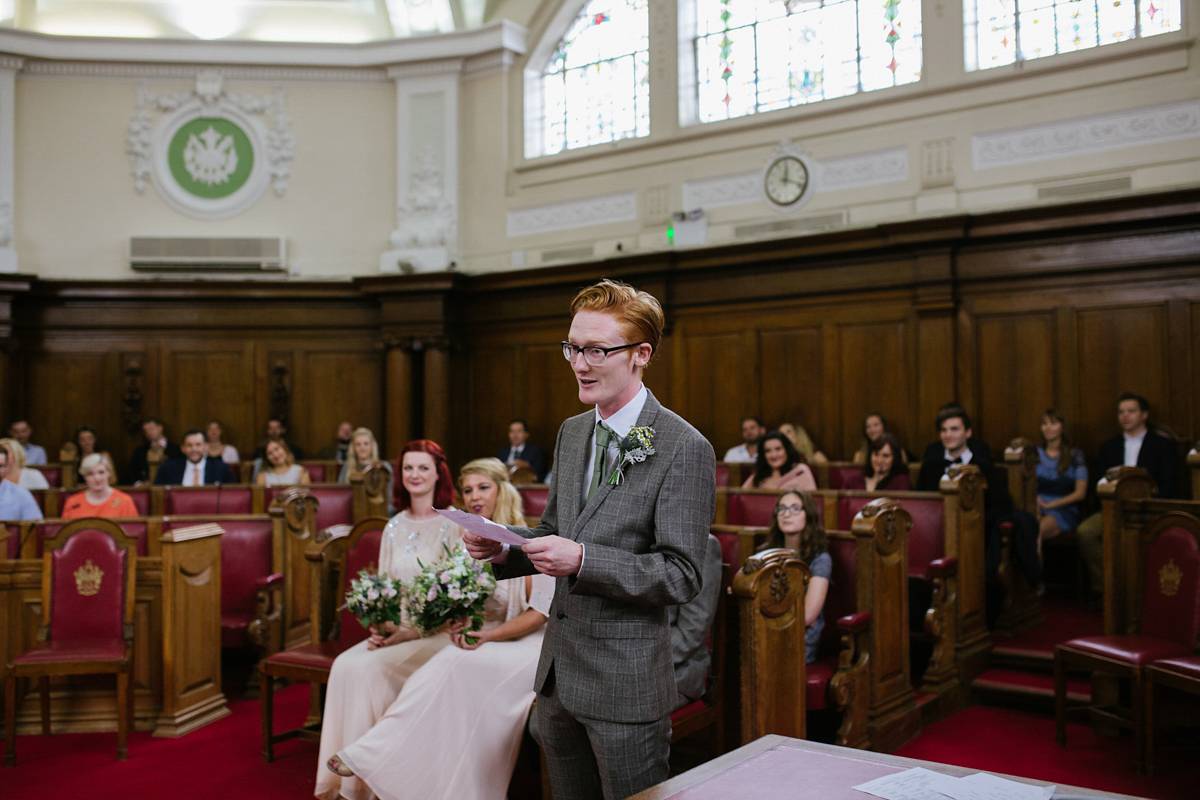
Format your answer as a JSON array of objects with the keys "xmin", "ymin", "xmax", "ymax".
[{"xmin": 763, "ymin": 490, "xmax": 830, "ymax": 663}]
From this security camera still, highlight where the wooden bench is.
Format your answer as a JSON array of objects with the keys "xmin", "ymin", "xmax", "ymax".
[{"xmin": 996, "ymin": 438, "xmax": 1044, "ymax": 634}]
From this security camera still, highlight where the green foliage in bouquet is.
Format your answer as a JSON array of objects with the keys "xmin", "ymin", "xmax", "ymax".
[
  {"xmin": 342, "ymin": 569, "xmax": 404, "ymax": 630},
  {"xmin": 405, "ymin": 543, "xmax": 497, "ymax": 644}
]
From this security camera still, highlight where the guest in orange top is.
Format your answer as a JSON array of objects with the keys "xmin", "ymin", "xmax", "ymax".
[{"xmin": 61, "ymin": 454, "xmax": 139, "ymax": 519}]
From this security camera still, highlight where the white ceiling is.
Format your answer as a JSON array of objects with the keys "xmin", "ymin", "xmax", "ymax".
[{"xmin": 0, "ymin": 0, "xmax": 494, "ymax": 42}]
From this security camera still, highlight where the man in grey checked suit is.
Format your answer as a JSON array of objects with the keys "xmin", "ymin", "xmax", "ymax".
[{"xmin": 464, "ymin": 279, "xmax": 715, "ymax": 800}]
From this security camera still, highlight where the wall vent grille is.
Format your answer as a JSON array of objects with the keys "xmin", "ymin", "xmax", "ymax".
[
  {"xmin": 541, "ymin": 245, "xmax": 596, "ymax": 264},
  {"xmin": 734, "ymin": 212, "xmax": 846, "ymax": 240},
  {"xmin": 129, "ymin": 237, "xmax": 286, "ymax": 272},
  {"xmin": 1037, "ymin": 176, "xmax": 1132, "ymax": 200}
]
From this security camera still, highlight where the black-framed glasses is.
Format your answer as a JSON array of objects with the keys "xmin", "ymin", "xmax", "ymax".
[
  {"xmin": 562, "ymin": 341, "xmax": 646, "ymax": 367},
  {"xmin": 776, "ymin": 505, "xmax": 804, "ymax": 516}
]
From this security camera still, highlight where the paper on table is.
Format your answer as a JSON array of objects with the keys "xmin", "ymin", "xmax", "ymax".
[
  {"xmin": 437, "ymin": 508, "xmax": 529, "ymax": 548},
  {"xmin": 956, "ymin": 773, "xmax": 1055, "ymax": 800},
  {"xmin": 852, "ymin": 767, "xmax": 961, "ymax": 800}
]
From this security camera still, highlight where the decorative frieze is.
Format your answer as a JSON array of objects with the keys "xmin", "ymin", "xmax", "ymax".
[
  {"xmin": 972, "ymin": 100, "xmax": 1200, "ymax": 169},
  {"xmin": 506, "ymin": 192, "xmax": 638, "ymax": 238},
  {"xmin": 819, "ymin": 147, "xmax": 908, "ymax": 192}
]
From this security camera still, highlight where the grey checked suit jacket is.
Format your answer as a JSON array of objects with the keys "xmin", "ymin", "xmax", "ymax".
[{"xmin": 500, "ymin": 390, "xmax": 716, "ymax": 724}]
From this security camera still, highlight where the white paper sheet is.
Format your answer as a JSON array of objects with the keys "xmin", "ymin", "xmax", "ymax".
[
  {"xmin": 854, "ymin": 769, "xmax": 1057, "ymax": 800},
  {"xmin": 853, "ymin": 767, "xmax": 961, "ymax": 800},
  {"xmin": 437, "ymin": 508, "xmax": 529, "ymax": 547}
]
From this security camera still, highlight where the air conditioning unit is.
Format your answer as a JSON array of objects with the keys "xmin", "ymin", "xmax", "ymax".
[{"xmin": 129, "ymin": 237, "xmax": 286, "ymax": 272}]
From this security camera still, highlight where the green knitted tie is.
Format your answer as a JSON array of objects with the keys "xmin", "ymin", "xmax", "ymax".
[{"xmin": 588, "ymin": 422, "xmax": 613, "ymax": 501}]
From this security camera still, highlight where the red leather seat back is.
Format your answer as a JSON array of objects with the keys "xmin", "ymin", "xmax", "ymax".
[
  {"xmin": 827, "ymin": 465, "xmax": 862, "ymax": 490},
  {"xmin": 302, "ymin": 463, "xmax": 325, "ymax": 482},
  {"xmin": 1141, "ymin": 524, "xmax": 1200, "ymax": 648},
  {"xmin": 33, "ymin": 465, "xmax": 62, "ymax": 488},
  {"xmin": 6, "ymin": 522, "xmax": 19, "ymax": 558},
  {"xmin": 308, "ymin": 487, "xmax": 354, "ymax": 532},
  {"xmin": 31, "ymin": 489, "xmax": 48, "ymax": 514},
  {"xmin": 227, "ymin": 462, "xmax": 242, "ymax": 482},
  {"xmin": 819, "ymin": 535, "xmax": 858, "ymax": 660},
  {"xmin": 712, "ymin": 530, "xmax": 742, "ymax": 588},
  {"xmin": 727, "ymin": 492, "xmax": 779, "ymax": 527},
  {"xmin": 115, "ymin": 520, "xmax": 149, "ymax": 557},
  {"xmin": 50, "ymin": 528, "xmax": 127, "ymax": 641},
  {"xmin": 840, "ymin": 495, "xmax": 943, "ymax": 579},
  {"xmin": 519, "ymin": 486, "xmax": 549, "ymax": 518},
  {"xmin": 166, "ymin": 486, "xmax": 253, "ymax": 515},
  {"xmin": 714, "ymin": 463, "xmax": 731, "ymax": 488},
  {"xmin": 126, "ymin": 488, "xmax": 151, "ymax": 516},
  {"xmin": 215, "ymin": 519, "xmax": 274, "ymax": 618},
  {"xmin": 902, "ymin": 499, "xmax": 945, "ymax": 580},
  {"xmin": 340, "ymin": 525, "xmax": 385, "ymax": 647}
]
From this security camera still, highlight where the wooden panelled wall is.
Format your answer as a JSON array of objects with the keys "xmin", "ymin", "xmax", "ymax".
[{"xmin": 1, "ymin": 191, "xmax": 1197, "ymax": 479}]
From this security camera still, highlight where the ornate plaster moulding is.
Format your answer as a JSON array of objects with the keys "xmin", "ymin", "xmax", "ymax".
[{"xmin": 0, "ymin": 19, "xmax": 526, "ymax": 71}]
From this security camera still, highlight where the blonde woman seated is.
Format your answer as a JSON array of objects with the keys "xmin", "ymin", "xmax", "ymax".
[
  {"xmin": 338, "ymin": 427, "xmax": 394, "ymax": 502},
  {"xmin": 763, "ymin": 490, "xmax": 830, "ymax": 663},
  {"xmin": 0, "ymin": 439, "xmax": 49, "ymax": 490},
  {"xmin": 742, "ymin": 431, "xmax": 817, "ymax": 491},
  {"xmin": 778, "ymin": 422, "xmax": 828, "ymax": 465},
  {"xmin": 317, "ymin": 440, "xmax": 464, "ymax": 800},
  {"xmin": 327, "ymin": 457, "xmax": 553, "ymax": 800},
  {"xmin": 255, "ymin": 440, "xmax": 310, "ymax": 487},
  {"xmin": 61, "ymin": 454, "xmax": 139, "ymax": 518}
]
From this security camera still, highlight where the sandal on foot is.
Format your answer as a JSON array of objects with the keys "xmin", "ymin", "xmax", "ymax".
[{"xmin": 327, "ymin": 755, "xmax": 355, "ymax": 777}]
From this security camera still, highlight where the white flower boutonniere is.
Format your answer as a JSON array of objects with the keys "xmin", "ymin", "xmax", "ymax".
[{"xmin": 609, "ymin": 426, "xmax": 656, "ymax": 485}]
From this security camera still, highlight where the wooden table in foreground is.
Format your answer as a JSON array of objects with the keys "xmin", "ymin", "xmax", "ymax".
[{"xmin": 630, "ymin": 735, "xmax": 1147, "ymax": 800}]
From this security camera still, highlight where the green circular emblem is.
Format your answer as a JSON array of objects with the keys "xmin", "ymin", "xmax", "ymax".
[{"xmin": 167, "ymin": 117, "xmax": 254, "ymax": 199}]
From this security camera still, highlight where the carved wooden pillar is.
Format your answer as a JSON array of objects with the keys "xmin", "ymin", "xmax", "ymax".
[
  {"xmin": 157, "ymin": 523, "xmax": 229, "ymax": 737},
  {"xmin": 270, "ymin": 487, "xmax": 320, "ymax": 649},
  {"xmin": 351, "ymin": 461, "xmax": 391, "ymax": 521},
  {"xmin": 384, "ymin": 336, "xmax": 413, "ymax": 459},
  {"xmin": 1098, "ymin": 466, "xmax": 1156, "ymax": 635},
  {"xmin": 0, "ymin": 275, "xmax": 31, "ymax": 427},
  {"xmin": 941, "ymin": 464, "xmax": 990, "ymax": 683},
  {"xmin": 731, "ymin": 548, "xmax": 808, "ymax": 743},
  {"xmin": 852, "ymin": 498, "xmax": 919, "ymax": 753},
  {"xmin": 422, "ymin": 337, "xmax": 450, "ymax": 448}
]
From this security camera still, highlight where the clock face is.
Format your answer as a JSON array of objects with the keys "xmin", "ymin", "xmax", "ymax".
[{"xmin": 764, "ymin": 156, "xmax": 809, "ymax": 207}]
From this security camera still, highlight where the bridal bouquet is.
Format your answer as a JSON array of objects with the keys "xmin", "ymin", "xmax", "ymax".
[
  {"xmin": 405, "ymin": 543, "xmax": 496, "ymax": 644},
  {"xmin": 342, "ymin": 569, "xmax": 404, "ymax": 630}
]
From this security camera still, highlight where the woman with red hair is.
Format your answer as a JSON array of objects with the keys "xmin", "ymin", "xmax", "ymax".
[{"xmin": 317, "ymin": 440, "xmax": 463, "ymax": 800}]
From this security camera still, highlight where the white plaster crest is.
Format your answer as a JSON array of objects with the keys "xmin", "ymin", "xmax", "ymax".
[
  {"xmin": 391, "ymin": 148, "xmax": 457, "ymax": 250},
  {"xmin": 507, "ymin": 191, "xmax": 638, "ymax": 238},
  {"xmin": 972, "ymin": 100, "xmax": 1200, "ymax": 169},
  {"xmin": 125, "ymin": 70, "xmax": 295, "ymax": 220}
]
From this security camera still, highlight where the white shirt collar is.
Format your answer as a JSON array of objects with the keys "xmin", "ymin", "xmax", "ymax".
[
  {"xmin": 1123, "ymin": 429, "xmax": 1147, "ymax": 444},
  {"xmin": 594, "ymin": 384, "xmax": 648, "ymax": 441},
  {"xmin": 943, "ymin": 446, "xmax": 973, "ymax": 465}
]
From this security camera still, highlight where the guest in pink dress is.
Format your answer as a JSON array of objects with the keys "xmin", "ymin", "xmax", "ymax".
[{"xmin": 742, "ymin": 430, "xmax": 817, "ymax": 491}]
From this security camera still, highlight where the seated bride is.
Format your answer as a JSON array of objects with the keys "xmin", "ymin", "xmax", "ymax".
[
  {"xmin": 325, "ymin": 457, "xmax": 553, "ymax": 800},
  {"xmin": 315, "ymin": 439, "xmax": 463, "ymax": 800}
]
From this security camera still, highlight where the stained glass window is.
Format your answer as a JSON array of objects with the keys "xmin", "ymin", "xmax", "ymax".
[
  {"xmin": 536, "ymin": 0, "xmax": 649, "ymax": 156},
  {"xmin": 693, "ymin": 0, "xmax": 922, "ymax": 124},
  {"xmin": 964, "ymin": 0, "xmax": 1182, "ymax": 70}
]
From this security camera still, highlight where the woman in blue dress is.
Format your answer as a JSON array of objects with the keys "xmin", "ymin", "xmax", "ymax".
[
  {"xmin": 1035, "ymin": 409, "xmax": 1088, "ymax": 562},
  {"xmin": 763, "ymin": 490, "xmax": 830, "ymax": 663}
]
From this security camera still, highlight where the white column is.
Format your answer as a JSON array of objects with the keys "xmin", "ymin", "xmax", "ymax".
[
  {"xmin": 0, "ymin": 57, "xmax": 23, "ymax": 274},
  {"xmin": 379, "ymin": 59, "xmax": 462, "ymax": 274}
]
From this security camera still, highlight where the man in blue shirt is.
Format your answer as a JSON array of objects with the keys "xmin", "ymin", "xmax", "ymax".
[
  {"xmin": 8, "ymin": 420, "xmax": 46, "ymax": 465},
  {"xmin": 0, "ymin": 448, "xmax": 43, "ymax": 520}
]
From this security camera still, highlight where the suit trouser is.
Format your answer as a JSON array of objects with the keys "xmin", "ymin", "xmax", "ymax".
[
  {"xmin": 533, "ymin": 675, "xmax": 671, "ymax": 800},
  {"xmin": 1076, "ymin": 511, "xmax": 1104, "ymax": 595}
]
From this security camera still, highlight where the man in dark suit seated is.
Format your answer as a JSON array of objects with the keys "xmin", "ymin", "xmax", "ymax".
[
  {"xmin": 154, "ymin": 429, "xmax": 236, "ymax": 486},
  {"xmin": 496, "ymin": 418, "xmax": 547, "ymax": 482},
  {"xmin": 127, "ymin": 417, "xmax": 183, "ymax": 485},
  {"xmin": 917, "ymin": 404, "xmax": 1039, "ymax": 620},
  {"xmin": 669, "ymin": 534, "xmax": 723, "ymax": 711},
  {"xmin": 1078, "ymin": 392, "xmax": 1181, "ymax": 597},
  {"xmin": 251, "ymin": 416, "xmax": 305, "ymax": 462},
  {"xmin": 318, "ymin": 420, "xmax": 354, "ymax": 464}
]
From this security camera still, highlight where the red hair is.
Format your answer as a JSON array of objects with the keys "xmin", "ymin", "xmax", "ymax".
[{"xmin": 393, "ymin": 439, "xmax": 456, "ymax": 511}]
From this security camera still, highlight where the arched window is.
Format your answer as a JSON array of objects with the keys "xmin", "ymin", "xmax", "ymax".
[
  {"xmin": 691, "ymin": 0, "xmax": 922, "ymax": 124},
  {"xmin": 527, "ymin": 0, "xmax": 650, "ymax": 157},
  {"xmin": 964, "ymin": 0, "xmax": 1182, "ymax": 70}
]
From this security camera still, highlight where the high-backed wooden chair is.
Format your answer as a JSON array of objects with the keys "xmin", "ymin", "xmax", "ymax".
[
  {"xmin": 1055, "ymin": 512, "xmax": 1200, "ymax": 772},
  {"xmin": 4, "ymin": 519, "xmax": 138, "ymax": 765},
  {"xmin": 260, "ymin": 516, "xmax": 387, "ymax": 762}
]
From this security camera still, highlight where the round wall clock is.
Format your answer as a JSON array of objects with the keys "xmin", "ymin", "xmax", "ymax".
[{"xmin": 761, "ymin": 141, "xmax": 817, "ymax": 213}]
